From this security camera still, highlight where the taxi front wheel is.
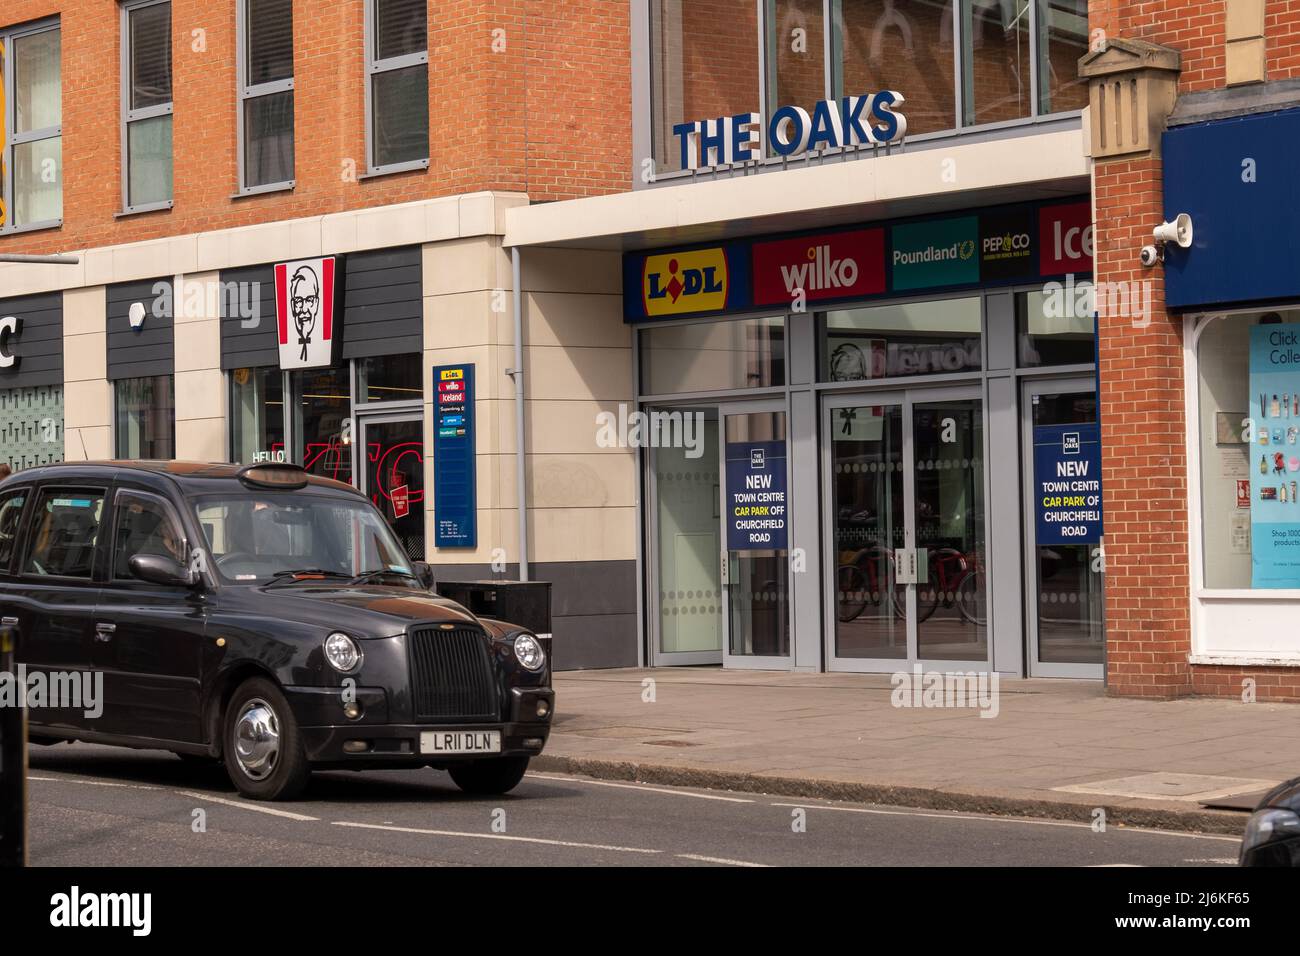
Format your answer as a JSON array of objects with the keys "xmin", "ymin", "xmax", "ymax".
[
  {"xmin": 448, "ymin": 756, "xmax": 530, "ymax": 795},
  {"xmin": 222, "ymin": 677, "xmax": 311, "ymax": 801}
]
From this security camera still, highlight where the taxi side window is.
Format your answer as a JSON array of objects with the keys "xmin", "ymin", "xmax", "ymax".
[
  {"xmin": 112, "ymin": 491, "xmax": 188, "ymax": 580},
  {"xmin": 0, "ymin": 490, "xmax": 29, "ymax": 572},
  {"xmin": 24, "ymin": 489, "xmax": 107, "ymax": 579}
]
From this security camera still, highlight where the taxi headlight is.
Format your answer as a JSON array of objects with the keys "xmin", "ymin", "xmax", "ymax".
[
  {"xmin": 513, "ymin": 633, "xmax": 546, "ymax": 672},
  {"xmin": 324, "ymin": 632, "xmax": 362, "ymax": 673}
]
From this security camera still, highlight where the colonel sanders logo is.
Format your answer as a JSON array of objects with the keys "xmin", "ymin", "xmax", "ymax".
[{"xmin": 275, "ymin": 257, "xmax": 337, "ymax": 369}]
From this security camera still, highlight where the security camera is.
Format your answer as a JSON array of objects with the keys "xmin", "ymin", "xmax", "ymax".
[
  {"xmin": 1140, "ymin": 244, "xmax": 1161, "ymax": 267},
  {"xmin": 1153, "ymin": 213, "xmax": 1193, "ymax": 249}
]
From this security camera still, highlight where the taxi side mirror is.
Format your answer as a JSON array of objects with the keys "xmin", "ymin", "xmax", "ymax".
[
  {"xmin": 413, "ymin": 561, "xmax": 435, "ymax": 590},
  {"xmin": 129, "ymin": 553, "xmax": 198, "ymax": 588}
]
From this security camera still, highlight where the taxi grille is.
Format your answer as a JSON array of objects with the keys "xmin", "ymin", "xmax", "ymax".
[{"xmin": 408, "ymin": 625, "xmax": 498, "ymax": 722}]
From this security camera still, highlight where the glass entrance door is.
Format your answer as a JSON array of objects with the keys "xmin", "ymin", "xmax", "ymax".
[
  {"xmin": 825, "ymin": 386, "xmax": 988, "ymax": 671},
  {"xmin": 358, "ymin": 414, "xmax": 426, "ymax": 562},
  {"xmin": 721, "ymin": 402, "xmax": 791, "ymax": 668},
  {"xmin": 1022, "ymin": 379, "xmax": 1105, "ymax": 678},
  {"xmin": 648, "ymin": 408, "xmax": 723, "ymax": 665}
]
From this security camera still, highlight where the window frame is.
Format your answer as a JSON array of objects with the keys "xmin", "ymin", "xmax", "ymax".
[
  {"xmin": 235, "ymin": 0, "xmax": 295, "ymax": 197},
  {"xmin": 363, "ymin": 0, "xmax": 430, "ymax": 177},
  {"xmin": 0, "ymin": 16, "xmax": 63, "ymax": 235},
  {"xmin": 119, "ymin": 0, "xmax": 174, "ymax": 216},
  {"xmin": 109, "ymin": 486, "xmax": 189, "ymax": 583},
  {"xmin": 20, "ymin": 485, "xmax": 109, "ymax": 583}
]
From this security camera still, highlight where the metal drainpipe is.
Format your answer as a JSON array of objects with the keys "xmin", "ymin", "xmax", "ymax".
[{"xmin": 511, "ymin": 245, "xmax": 529, "ymax": 582}]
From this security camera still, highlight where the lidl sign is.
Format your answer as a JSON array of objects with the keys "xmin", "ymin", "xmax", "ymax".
[
  {"xmin": 642, "ymin": 248, "xmax": 729, "ymax": 317},
  {"xmin": 623, "ymin": 199, "xmax": 1092, "ymax": 322}
]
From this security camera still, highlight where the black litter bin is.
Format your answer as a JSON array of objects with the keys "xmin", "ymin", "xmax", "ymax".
[{"xmin": 437, "ymin": 580, "xmax": 552, "ymax": 638}]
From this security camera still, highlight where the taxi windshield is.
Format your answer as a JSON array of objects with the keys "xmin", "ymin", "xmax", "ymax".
[{"xmin": 192, "ymin": 493, "xmax": 416, "ymax": 586}]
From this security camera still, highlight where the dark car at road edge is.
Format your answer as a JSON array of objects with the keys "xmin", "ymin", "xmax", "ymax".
[{"xmin": 0, "ymin": 461, "xmax": 554, "ymax": 800}]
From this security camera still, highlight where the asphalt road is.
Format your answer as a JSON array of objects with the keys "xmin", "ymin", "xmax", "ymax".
[{"xmin": 26, "ymin": 742, "xmax": 1245, "ymax": 867}]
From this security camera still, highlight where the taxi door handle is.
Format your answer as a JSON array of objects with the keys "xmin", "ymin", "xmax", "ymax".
[
  {"xmin": 0, "ymin": 616, "xmax": 17, "ymax": 628},
  {"xmin": 95, "ymin": 623, "xmax": 117, "ymax": 643}
]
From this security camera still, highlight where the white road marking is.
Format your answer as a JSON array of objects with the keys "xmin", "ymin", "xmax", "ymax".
[
  {"xmin": 527, "ymin": 772, "xmax": 754, "ymax": 803},
  {"xmin": 676, "ymin": 853, "xmax": 769, "ymax": 867},
  {"xmin": 333, "ymin": 820, "xmax": 661, "ymax": 854},
  {"xmin": 176, "ymin": 791, "xmax": 320, "ymax": 822},
  {"xmin": 31, "ymin": 771, "xmax": 321, "ymax": 821},
  {"xmin": 1183, "ymin": 858, "xmax": 1239, "ymax": 865},
  {"xmin": 29, "ymin": 774, "xmax": 162, "ymax": 792},
  {"xmin": 770, "ymin": 802, "xmax": 1242, "ymax": 842}
]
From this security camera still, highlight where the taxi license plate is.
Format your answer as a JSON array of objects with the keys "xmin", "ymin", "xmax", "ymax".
[{"xmin": 419, "ymin": 730, "xmax": 502, "ymax": 755}]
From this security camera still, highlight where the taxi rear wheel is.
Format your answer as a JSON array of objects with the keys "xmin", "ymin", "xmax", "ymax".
[
  {"xmin": 222, "ymin": 677, "xmax": 311, "ymax": 801},
  {"xmin": 448, "ymin": 756, "xmax": 530, "ymax": 795}
]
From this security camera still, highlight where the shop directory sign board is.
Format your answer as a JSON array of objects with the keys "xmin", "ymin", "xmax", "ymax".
[
  {"xmin": 1248, "ymin": 324, "xmax": 1300, "ymax": 587},
  {"xmin": 725, "ymin": 440, "xmax": 788, "ymax": 551},
  {"xmin": 623, "ymin": 198, "xmax": 1093, "ymax": 322},
  {"xmin": 1032, "ymin": 423, "xmax": 1103, "ymax": 545},
  {"xmin": 433, "ymin": 364, "xmax": 477, "ymax": 549}
]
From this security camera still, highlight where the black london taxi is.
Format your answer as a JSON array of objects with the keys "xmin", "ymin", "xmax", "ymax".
[{"xmin": 0, "ymin": 461, "xmax": 554, "ymax": 801}]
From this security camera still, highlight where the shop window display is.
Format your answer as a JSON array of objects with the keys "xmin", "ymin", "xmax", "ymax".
[{"xmin": 1197, "ymin": 309, "xmax": 1300, "ymax": 589}]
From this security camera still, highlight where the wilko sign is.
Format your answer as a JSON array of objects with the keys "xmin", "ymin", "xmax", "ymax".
[
  {"xmin": 642, "ymin": 248, "xmax": 729, "ymax": 317},
  {"xmin": 275, "ymin": 256, "xmax": 339, "ymax": 370},
  {"xmin": 752, "ymin": 229, "xmax": 885, "ymax": 306},
  {"xmin": 1038, "ymin": 201, "xmax": 1094, "ymax": 275}
]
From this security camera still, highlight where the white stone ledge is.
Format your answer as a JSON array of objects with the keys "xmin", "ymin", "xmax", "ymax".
[
  {"xmin": 506, "ymin": 127, "xmax": 1088, "ymax": 250},
  {"xmin": 0, "ymin": 191, "xmax": 529, "ymax": 299}
]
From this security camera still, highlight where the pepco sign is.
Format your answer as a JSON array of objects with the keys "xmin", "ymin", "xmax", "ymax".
[
  {"xmin": 642, "ymin": 248, "xmax": 729, "ymax": 317},
  {"xmin": 753, "ymin": 229, "xmax": 885, "ymax": 306}
]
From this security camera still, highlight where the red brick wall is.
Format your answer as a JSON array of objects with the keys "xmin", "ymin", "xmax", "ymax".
[
  {"xmin": 0, "ymin": 0, "xmax": 631, "ymax": 257},
  {"xmin": 1093, "ymin": 1, "xmax": 1300, "ymax": 699},
  {"xmin": 1092, "ymin": 154, "xmax": 1195, "ymax": 699}
]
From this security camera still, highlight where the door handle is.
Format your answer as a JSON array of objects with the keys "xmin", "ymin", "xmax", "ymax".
[
  {"xmin": 0, "ymin": 616, "xmax": 17, "ymax": 628},
  {"xmin": 95, "ymin": 623, "xmax": 117, "ymax": 643}
]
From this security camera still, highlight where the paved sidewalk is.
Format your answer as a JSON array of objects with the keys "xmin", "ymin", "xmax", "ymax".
[{"xmin": 536, "ymin": 668, "xmax": 1300, "ymax": 834}]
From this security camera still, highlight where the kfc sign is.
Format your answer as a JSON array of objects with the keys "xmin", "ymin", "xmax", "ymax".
[
  {"xmin": 275, "ymin": 257, "xmax": 339, "ymax": 369},
  {"xmin": 752, "ymin": 228, "xmax": 885, "ymax": 306},
  {"xmin": 1039, "ymin": 202, "xmax": 1094, "ymax": 275},
  {"xmin": 0, "ymin": 316, "xmax": 21, "ymax": 370}
]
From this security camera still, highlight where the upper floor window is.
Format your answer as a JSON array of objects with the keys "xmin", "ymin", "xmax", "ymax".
[
  {"xmin": 238, "ymin": 0, "xmax": 294, "ymax": 193},
  {"xmin": 365, "ymin": 0, "xmax": 429, "ymax": 174},
  {"xmin": 650, "ymin": 0, "xmax": 1089, "ymax": 176},
  {"xmin": 121, "ymin": 0, "xmax": 173, "ymax": 213},
  {"xmin": 0, "ymin": 19, "xmax": 62, "ymax": 233}
]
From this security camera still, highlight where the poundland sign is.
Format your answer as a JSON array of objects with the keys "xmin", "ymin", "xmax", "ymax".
[{"xmin": 673, "ymin": 92, "xmax": 907, "ymax": 172}]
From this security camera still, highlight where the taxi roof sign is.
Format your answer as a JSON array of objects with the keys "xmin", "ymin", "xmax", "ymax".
[{"xmin": 237, "ymin": 462, "xmax": 309, "ymax": 489}]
